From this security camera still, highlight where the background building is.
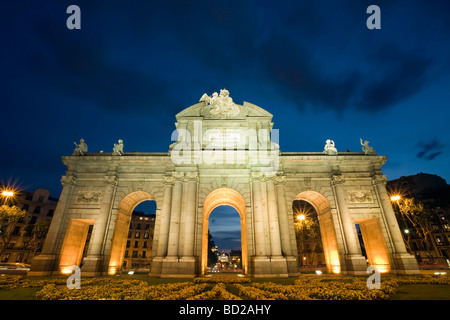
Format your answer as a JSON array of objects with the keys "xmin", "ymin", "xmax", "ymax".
[
  {"xmin": 122, "ymin": 211, "xmax": 156, "ymax": 271},
  {"xmin": 1, "ymin": 187, "xmax": 57, "ymax": 265},
  {"xmin": 387, "ymin": 173, "xmax": 450, "ymax": 268}
]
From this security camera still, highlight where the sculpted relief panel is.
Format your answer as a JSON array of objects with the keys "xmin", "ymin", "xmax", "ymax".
[
  {"xmin": 75, "ymin": 191, "xmax": 103, "ymax": 204},
  {"xmin": 347, "ymin": 190, "xmax": 374, "ymax": 204}
]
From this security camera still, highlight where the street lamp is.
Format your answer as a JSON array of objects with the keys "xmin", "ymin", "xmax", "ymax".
[
  {"xmin": 390, "ymin": 195, "xmax": 401, "ymax": 202},
  {"xmin": 1, "ymin": 191, "xmax": 14, "ymax": 197},
  {"xmin": 297, "ymin": 214, "xmax": 306, "ymax": 221},
  {"xmin": 0, "ymin": 188, "xmax": 16, "ymax": 205}
]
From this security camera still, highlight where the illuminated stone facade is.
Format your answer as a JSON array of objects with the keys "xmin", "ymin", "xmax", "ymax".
[{"xmin": 29, "ymin": 92, "xmax": 419, "ymax": 277}]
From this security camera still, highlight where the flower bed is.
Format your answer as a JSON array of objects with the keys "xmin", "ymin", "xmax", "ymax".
[
  {"xmin": 193, "ymin": 276, "xmax": 251, "ymax": 284},
  {"xmin": 1, "ymin": 274, "xmax": 448, "ymax": 300},
  {"xmin": 187, "ymin": 283, "xmax": 242, "ymax": 300}
]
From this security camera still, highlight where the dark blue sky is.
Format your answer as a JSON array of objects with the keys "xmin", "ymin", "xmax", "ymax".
[
  {"xmin": 2, "ymin": 0, "xmax": 450, "ymax": 203},
  {"xmin": 209, "ymin": 205, "xmax": 241, "ymax": 251}
]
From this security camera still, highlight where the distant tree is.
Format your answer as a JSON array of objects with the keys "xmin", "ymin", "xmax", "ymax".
[
  {"xmin": 22, "ymin": 219, "xmax": 51, "ymax": 257},
  {"xmin": 293, "ymin": 200, "xmax": 323, "ymax": 266},
  {"xmin": 207, "ymin": 230, "xmax": 218, "ymax": 267},
  {"xmin": 0, "ymin": 205, "xmax": 29, "ymax": 256},
  {"xmin": 393, "ymin": 197, "xmax": 435, "ymax": 257}
]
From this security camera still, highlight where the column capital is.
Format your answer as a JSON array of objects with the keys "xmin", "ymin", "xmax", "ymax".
[
  {"xmin": 372, "ymin": 174, "xmax": 387, "ymax": 185},
  {"xmin": 61, "ymin": 175, "xmax": 76, "ymax": 186},
  {"xmin": 163, "ymin": 175, "xmax": 175, "ymax": 186},
  {"xmin": 273, "ymin": 175, "xmax": 286, "ymax": 186},
  {"xmin": 172, "ymin": 171, "xmax": 185, "ymax": 181},
  {"xmin": 185, "ymin": 171, "xmax": 199, "ymax": 182},
  {"xmin": 103, "ymin": 175, "xmax": 118, "ymax": 186},
  {"xmin": 331, "ymin": 174, "xmax": 346, "ymax": 185},
  {"xmin": 250, "ymin": 172, "xmax": 262, "ymax": 182}
]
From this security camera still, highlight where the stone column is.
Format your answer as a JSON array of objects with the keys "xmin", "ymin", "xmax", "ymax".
[
  {"xmin": 166, "ymin": 172, "xmax": 184, "ymax": 258},
  {"xmin": 372, "ymin": 174, "xmax": 420, "ymax": 274},
  {"xmin": 266, "ymin": 174, "xmax": 288, "ymax": 276},
  {"xmin": 331, "ymin": 174, "xmax": 367, "ymax": 274},
  {"xmin": 182, "ymin": 172, "xmax": 198, "ymax": 258},
  {"xmin": 29, "ymin": 175, "xmax": 76, "ymax": 276},
  {"xmin": 156, "ymin": 176, "xmax": 175, "ymax": 257},
  {"xmin": 83, "ymin": 175, "xmax": 118, "ymax": 275},
  {"xmin": 178, "ymin": 172, "xmax": 198, "ymax": 277},
  {"xmin": 274, "ymin": 175, "xmax": 294, "ymax": 257},
  {"xmin": 150, "ymin": 175, "xmax": 174, "ymax": 277},
  {"xmin": 251, "ymin": 172, "xmax": 266, "ymax": 257},
  {"xmin": 372, "ymin": 175, "xmax": 408, "ymax": 254},
  {"xmin": 266, "ymin": 175, "xmax": 283, "ymax": 258}
]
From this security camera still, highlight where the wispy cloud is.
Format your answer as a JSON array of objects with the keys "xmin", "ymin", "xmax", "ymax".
[{"xmin": 416, "ymin": 137, "xmax": 444, "ymax": 160}]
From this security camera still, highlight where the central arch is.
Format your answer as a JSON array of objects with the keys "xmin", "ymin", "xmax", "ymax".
[
  {"xmin": 294, "ymin": 191, "xmax": 341, "ymax": 274},
  {"xmin": 201, "ymin": 187, "xmax": 248, "ymax": 275}
]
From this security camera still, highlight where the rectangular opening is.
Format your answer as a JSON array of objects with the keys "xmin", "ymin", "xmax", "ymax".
[{"xmin": 355, "ymin": 218, "xmax": 390, "ymax": 273}]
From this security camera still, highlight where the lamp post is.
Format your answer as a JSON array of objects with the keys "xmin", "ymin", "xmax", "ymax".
[{"xmin": 297, "ymin": 214, "xmax": 306, "ymax": 266}]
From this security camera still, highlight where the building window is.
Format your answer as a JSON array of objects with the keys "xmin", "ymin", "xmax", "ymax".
[
  {"xmin": 37, "ymin": 196, "xmax": 44, "ymax": 202},
  {"xmin": 142, "ymin": 251, "xmax": 146, "ymax": 258},
  {"xmin": 436, "ymin": 236, "xmax": 443, "ymax": 246},
  {"xmin": 29, "ymin": 216, "xmax": 37, "ymax": 224},
  {"xmin": 143, "ymin": 241, "xmax": 147, "ymax": 248},
  {"xmin": 136, "ymin": 224, "xmax": 141, "ymax": 230},
  {"xmin": 33, "ymin": 206, "xmax": 40, "ymax": 213},
  {"xmin": 128, "ymin": 231, "xmax": 132, "ymax": 238},
  {"xmin": 47, "ymin": 209, "xmax": 54, "ymax": 217},
  {"xmin": 134, "ymin": 241, "xmax": 139, "ymax": 248},
  {"xmin": 443, "ymin": 223, "xmax": 450, "ymax": 231},
  {"xmin": 124, "ymin": 250, "xmax": 129, "ymax": 258},
  {"xmin": 1, "ymin": 253, "xmax": 10, "ymax": 262},
  {"xmin": 126, "ymin": 240, "xmax": 130, "ymax": 248},
  {"xmin": 12, "ymin": 226, "xmax": 21, "ymax": 236},
  {"xmin": 143, "ymin": 232, "xmax": 149, "ymax": 239},
  {"xmin": 16, "ymin": 253, "xmax": 23, "ymax": 262},
  {"xmin": 7, "ymin": 243, "xmax": 15, "ymax": 249},
  {"xmin": 22, "ymin": 204, "xmax": 29, "ymax": 211},
  {"xmin": 135, "ymin": 232, "xmax": 140, "ymax": 238},
  {"xmin": 132, "ymin": 251, "xmax": 138, "ymax": 258}
]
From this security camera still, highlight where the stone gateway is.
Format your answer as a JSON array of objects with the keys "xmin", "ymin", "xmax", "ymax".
[{"xmin": 29, "ymin": 90, "xmax": 419, "ymax": 277}]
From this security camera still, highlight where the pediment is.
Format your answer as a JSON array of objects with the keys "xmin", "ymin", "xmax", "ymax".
[{"xmin": 175, "ymin": 99, "xmax": 273, "ymax": 122}]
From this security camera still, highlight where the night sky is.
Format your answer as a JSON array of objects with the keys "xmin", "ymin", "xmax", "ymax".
[{"xmin": 2, "ymin": 1, "xmax": 450, "ymax": 249}]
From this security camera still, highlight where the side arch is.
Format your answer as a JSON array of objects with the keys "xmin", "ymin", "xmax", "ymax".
[
  {"xmin": 201, "ymin": 187, "xmax": 248, "ymax": 275},
  {"xmin": 294, "ymin": 190, "xmax": 341, "ymax": 274},
  {"xmin": 108, "ymin": 191, "xmax": 155, "ymax": 275}
]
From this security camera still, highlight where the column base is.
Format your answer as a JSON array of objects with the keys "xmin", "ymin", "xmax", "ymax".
[
  {"xmin": 149, "ymin": 256, "xmax": 164, "ymax": 277},
  {"xmin": 28, "ymin": 254, "xmax": 58, "ymax": 276},
  {"xmin": 81, "ymin": 255, "xmax": 105, "ymax": 277},
  {"xmin": 286, "ymin": 256, "xmax": 300, "ymax": 277},
  {"xmin": 342, "ymin": 254, "xmax": 368, "ymax": 275},
  {"xmin": 160, "ymin": 256, "xmax": 197, "ymax": 278},
  {"xmin": 250, "ymin": 256, "xmax": 290, "ymax": 277},
  {"xmin": 393, "ymin": 253, "xmax": 420, "ymax": 274}
]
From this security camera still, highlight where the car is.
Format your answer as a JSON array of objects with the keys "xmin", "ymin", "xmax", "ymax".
[{"xmin": 0, "ymin": 262, "xmax": 31, "ymax": 274}]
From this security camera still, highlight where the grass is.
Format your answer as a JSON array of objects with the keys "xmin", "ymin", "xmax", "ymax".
[
  {"xmin": 0, "ymin": 287, "xmax": 40, "ymax": 300},
  {"xmin": 390, "ymin": 284, "xmax": 450, "ymax": 300}
]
